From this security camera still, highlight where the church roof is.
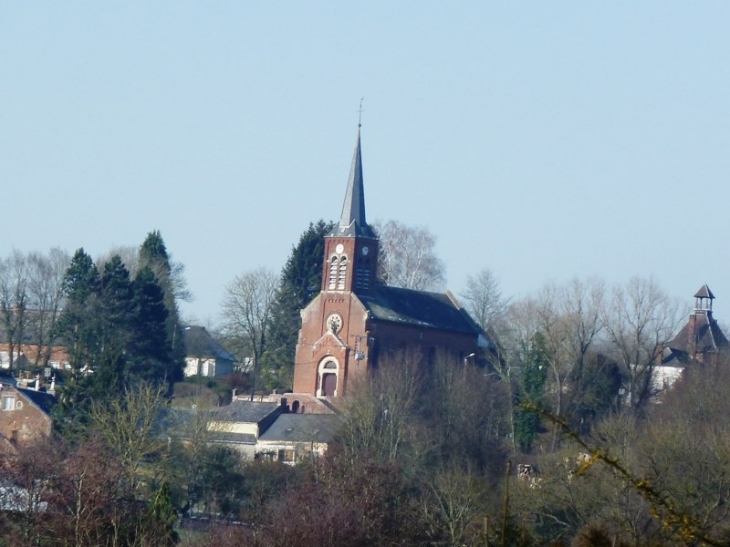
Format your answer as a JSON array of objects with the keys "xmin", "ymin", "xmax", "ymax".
[
  {"xmin": 668, "ymin": 312, "xmax": 729, "ymax": 355},
  {"xmin": 361, "ymin": 285, "xmax": 482, "ymax": 335},
  {"xmin": 330, "ymin": 129, "xmax": 376, "ymax": 239}
]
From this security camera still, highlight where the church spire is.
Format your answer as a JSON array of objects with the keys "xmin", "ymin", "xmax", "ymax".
[{"xmin": 333, "ymin": 128, "xmax": 375, "ymax": 238}]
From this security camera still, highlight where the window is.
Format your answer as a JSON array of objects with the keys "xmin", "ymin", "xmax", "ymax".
[
  {"xmin": 328, "ymin": 256, "xmax": 338, "ymax": 289},
  {"xmin": 338, "ymin": 256, "xmax": 348, "ymax": 289},
  {"xmin": 356, "ymin": 266, "xmax": 370, "ymax": 291},
  {"xmin": 2, "ymin": 397, "xmax": 16, "ymax": 411}
]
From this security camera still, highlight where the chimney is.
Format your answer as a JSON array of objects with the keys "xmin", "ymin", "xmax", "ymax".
[{"xmin": 688, "ymin": 314, "xmax": 698, "ymax": 358}]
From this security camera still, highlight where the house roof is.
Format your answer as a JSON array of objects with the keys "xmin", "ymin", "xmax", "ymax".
[
  {"xmin": 209, "ymin": 432, "xmax": 257, "ymax": 445},
  {"xmin": 360, "ymin": 285, "xmax": 483, "ymax": 335},
  {"xmin": 668, "ymin": 312, "xmax": 729, "ymax": 355},
  {"xmin": 212, "ymin": 401, "xmax": 281, "ymax": 424},
  {"xmin": 16, "ymin": 388, "xmax": 56, "ymax": 415},
  {"xmin": 183, "ymin": 326, "xmax": 236, "ymax": 362},
  {"xmin": 258, "ymin": 413, "xmax": 343, "ymax": 444},
  {"xmin": 0, "ymin": 386, "xmax": 56, "ymax": 416}
]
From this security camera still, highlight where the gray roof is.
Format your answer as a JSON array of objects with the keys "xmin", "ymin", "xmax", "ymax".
[
  {"xmin": 16, "ymin": 388, "xmax": 55, "ymax": 416},
  {"xmin": 183, "ymin": 326, "xmax": 236, "ymax": 362},
  {"xmin": 361, "ymin": 285, "xmax": 482, "ymax": 335},
  {"xmin": 695, "ymin": 284, "xmax": 715, "ymax": 299},
  {"xmin": 668, "ymin": 312, "xmax": 729, "ymax": 355},
  {"xmin": 209, "ymin": 432, "xmax": 257, "ymax": 445},
  {"xmin": 258, "ymin": 413, "xmax": 343, "ymax": 443},
  {"xmin": 212, "ymin": 401, "xmax": 281, "ymax": 424},
  {"xmin": 330, "ymin": 129, "xmax": 376, "ymax": 239}
]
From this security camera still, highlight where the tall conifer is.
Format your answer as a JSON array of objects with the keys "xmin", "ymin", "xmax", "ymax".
[
  {"xmin": 264, "ymin": 220, "xmax": 333, "ymax": 388},
  {"xmin": 139, "ymin": 231, "xmax": 185, "ymax": 382}
]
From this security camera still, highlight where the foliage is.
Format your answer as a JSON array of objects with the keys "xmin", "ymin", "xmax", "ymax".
[
  {"xmin": 514, "ymin": 333, "xmax": 549, "ymax": 453},
  {"xmin": 56, "ymin": 239, "xmax": 183, "ymax": 434},
  {"xmin": 264, "ymin": 220, "xmax": 334, "ymax": 389},
  {"xmin": 139, "ymin": 230, "xmax": 188, "ymax": 383}
]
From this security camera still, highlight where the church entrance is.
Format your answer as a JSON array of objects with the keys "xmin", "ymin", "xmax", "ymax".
[
  {"xmin": 317, "ymin": 358, "xmax": 339, "ymax": 397},
  {"xmin": 321, "ymin": 373, "xmax": 337, "ymax": 397}
]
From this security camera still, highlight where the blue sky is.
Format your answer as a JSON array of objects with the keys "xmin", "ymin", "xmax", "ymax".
[{"xmin": 2, "ymin": 3, "xmax": 730, "ymax": 324}]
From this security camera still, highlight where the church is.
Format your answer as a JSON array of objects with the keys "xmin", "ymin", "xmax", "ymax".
[{"xmin": 292, "ymin": 128, "xmax": 485, "ymax": 399}]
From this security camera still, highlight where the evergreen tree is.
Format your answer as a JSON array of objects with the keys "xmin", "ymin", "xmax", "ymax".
[
  {"xmin": 139, "ymin": 231, "xmax": 185, "ymax": 383},
  {"xmin": 263, "ymin": 220, "xmax": 334, "ymax": 389},
  {"xmin": 94, "ymin": 255, "xmax": 136, "ymax": 397},
  {"xmin": 56, "ymin": 249, "xmax": 102, "ymax": 434},
  {"xmin": 514, "ymin": 332, "xmax": 549, "ymax": 453},
  {"xmin": 131, "ymin": 266, "xmax": 173, "ymax": 385}
]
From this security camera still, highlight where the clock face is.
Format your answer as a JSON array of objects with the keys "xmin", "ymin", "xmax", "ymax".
[
  {"xmin": 335, "ymin": 244, "xmax": 344, "ymax": 254},
  {"xmin": 362, "ymin": 246, "xmax": 369, "ymax": 256}
]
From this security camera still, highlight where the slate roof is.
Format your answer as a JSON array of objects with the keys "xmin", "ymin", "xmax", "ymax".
[
  {"xmin": 258, "ymin": 414, "xmax": 343, "ymax": 444},
  {"xmin": 212, "ymin": 401, "xmax": 281, "ymax": 424},
  {"xmin": 360, "ymin": 285, "xmax": 482, "ymax": 335},
  {"xmin": 695, "ymin": 284, "xmax": 715, "ymax": 299},
  {"xmin": 329, "ymin": 129, "xmax": 376, "ymax": 239},
  {"xmin": 209, "ymin": 432, "xmax": 257, "ymax": 445},
  {"xmin": 15, "ymin": 388, "xmax": 55, "ymax": 416},
  {"xmin": 183, "ymin": 326, "xmax": 236, "ymax": 362},
  {"xmin": 668, "ymin": 312, "xmax": 729, "ymax": 355}
]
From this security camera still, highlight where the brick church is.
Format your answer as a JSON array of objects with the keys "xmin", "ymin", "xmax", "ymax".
[{"xmin": 292, "ymin": 128, "xmax": 485, "ymax": 399}]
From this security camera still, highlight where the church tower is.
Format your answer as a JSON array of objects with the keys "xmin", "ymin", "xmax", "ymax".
[
  {"xmin": 293, "ymin": 128, "xmax": 377, "ymax": 398},
  {"xmin": 322, "ymin": 128, "xmax": 379, "ymax": 296}
]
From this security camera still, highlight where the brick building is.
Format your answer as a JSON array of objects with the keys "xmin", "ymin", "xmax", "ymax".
[
  {"xmin": 292, "ymin": 128, "xmax": 485, "ymax": 400},
  {"xmin": 666, "ymin": 284, "xmax": 729, "ymax": 364},
  {"xmin": 0, "ymin": 384, "xmax": 54, "ymax": 448}
]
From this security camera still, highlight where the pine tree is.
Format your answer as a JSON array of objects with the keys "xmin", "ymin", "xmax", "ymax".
[
  {"xmin": 131, "ymin": 266, "xmax": 172, "ymax": 385},
  {"xmin": 139, "ymin": 231, "xmax": 185, "ymax": 383},
  {"xmin": 56, "ymin": 249, "xmax": 102, "ymax": 434},
  {"xmin": 94, "ymin": 255, "xmax": 136, "ymax": 398},
  {"xmin": 263, "ymin": 220, "xmax": 334, "ymax": 389}
]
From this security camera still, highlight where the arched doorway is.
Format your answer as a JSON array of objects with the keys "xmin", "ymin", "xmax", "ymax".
[{"xmin": 317, "ymin": 358, "xmax": 339, "ymax": 397}]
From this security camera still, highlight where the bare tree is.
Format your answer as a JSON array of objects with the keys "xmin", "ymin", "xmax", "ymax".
[
  {"xmin": 373, "ymin": 219, "xmax": 445, "ymax": 291},
  {"xmin": 221, "ymin": 267, "xmax": 279, "ymax": 400},
  {"xmin": 461, "ymin": 268, "xmax": 508, "ymax": 333},
  {"xmin": 338, "ymin": 349, "xmax": 426, "ymax": 468},
  {"xmin": 26, "ymin": 248, "xmax": 70, "ymax": 367},
  {"xmin": 602, "ymin": 276, "xmax": 685, "ymax": 412},
  {"xmin": 89, "ymin": 382, "xmax": 167, "ymax": 493},
  {"xmin": 508, "ymin": 278, "xmax": 605, "ymax": 449},
  {"xmin": 0, "ymin": 250, "xmax": 29, "ymax": 373}
]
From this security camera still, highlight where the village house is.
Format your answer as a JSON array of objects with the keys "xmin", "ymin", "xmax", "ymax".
[
  {"xmin": 0, "ymin": 344, "xmax": 69, "ymax": 372},
  {"xmin": 653, "ymin": 285, "xmax": 730, "ymax": 396},
  {"xmin": 201, "ymin": 398, "xmax": 341, "ymax": 464},
  {"xmin": 182, "ymin": 325, "xmax": 236, "ymax": 378},
  {"xmin": 0, "ymin": 382, "xmax": 55, "ymax": 449}
]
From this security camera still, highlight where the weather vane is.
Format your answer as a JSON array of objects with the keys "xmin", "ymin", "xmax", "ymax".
[{"xmin": 358, "ymin": 97, "xmax": 364, "ymax": 128}]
